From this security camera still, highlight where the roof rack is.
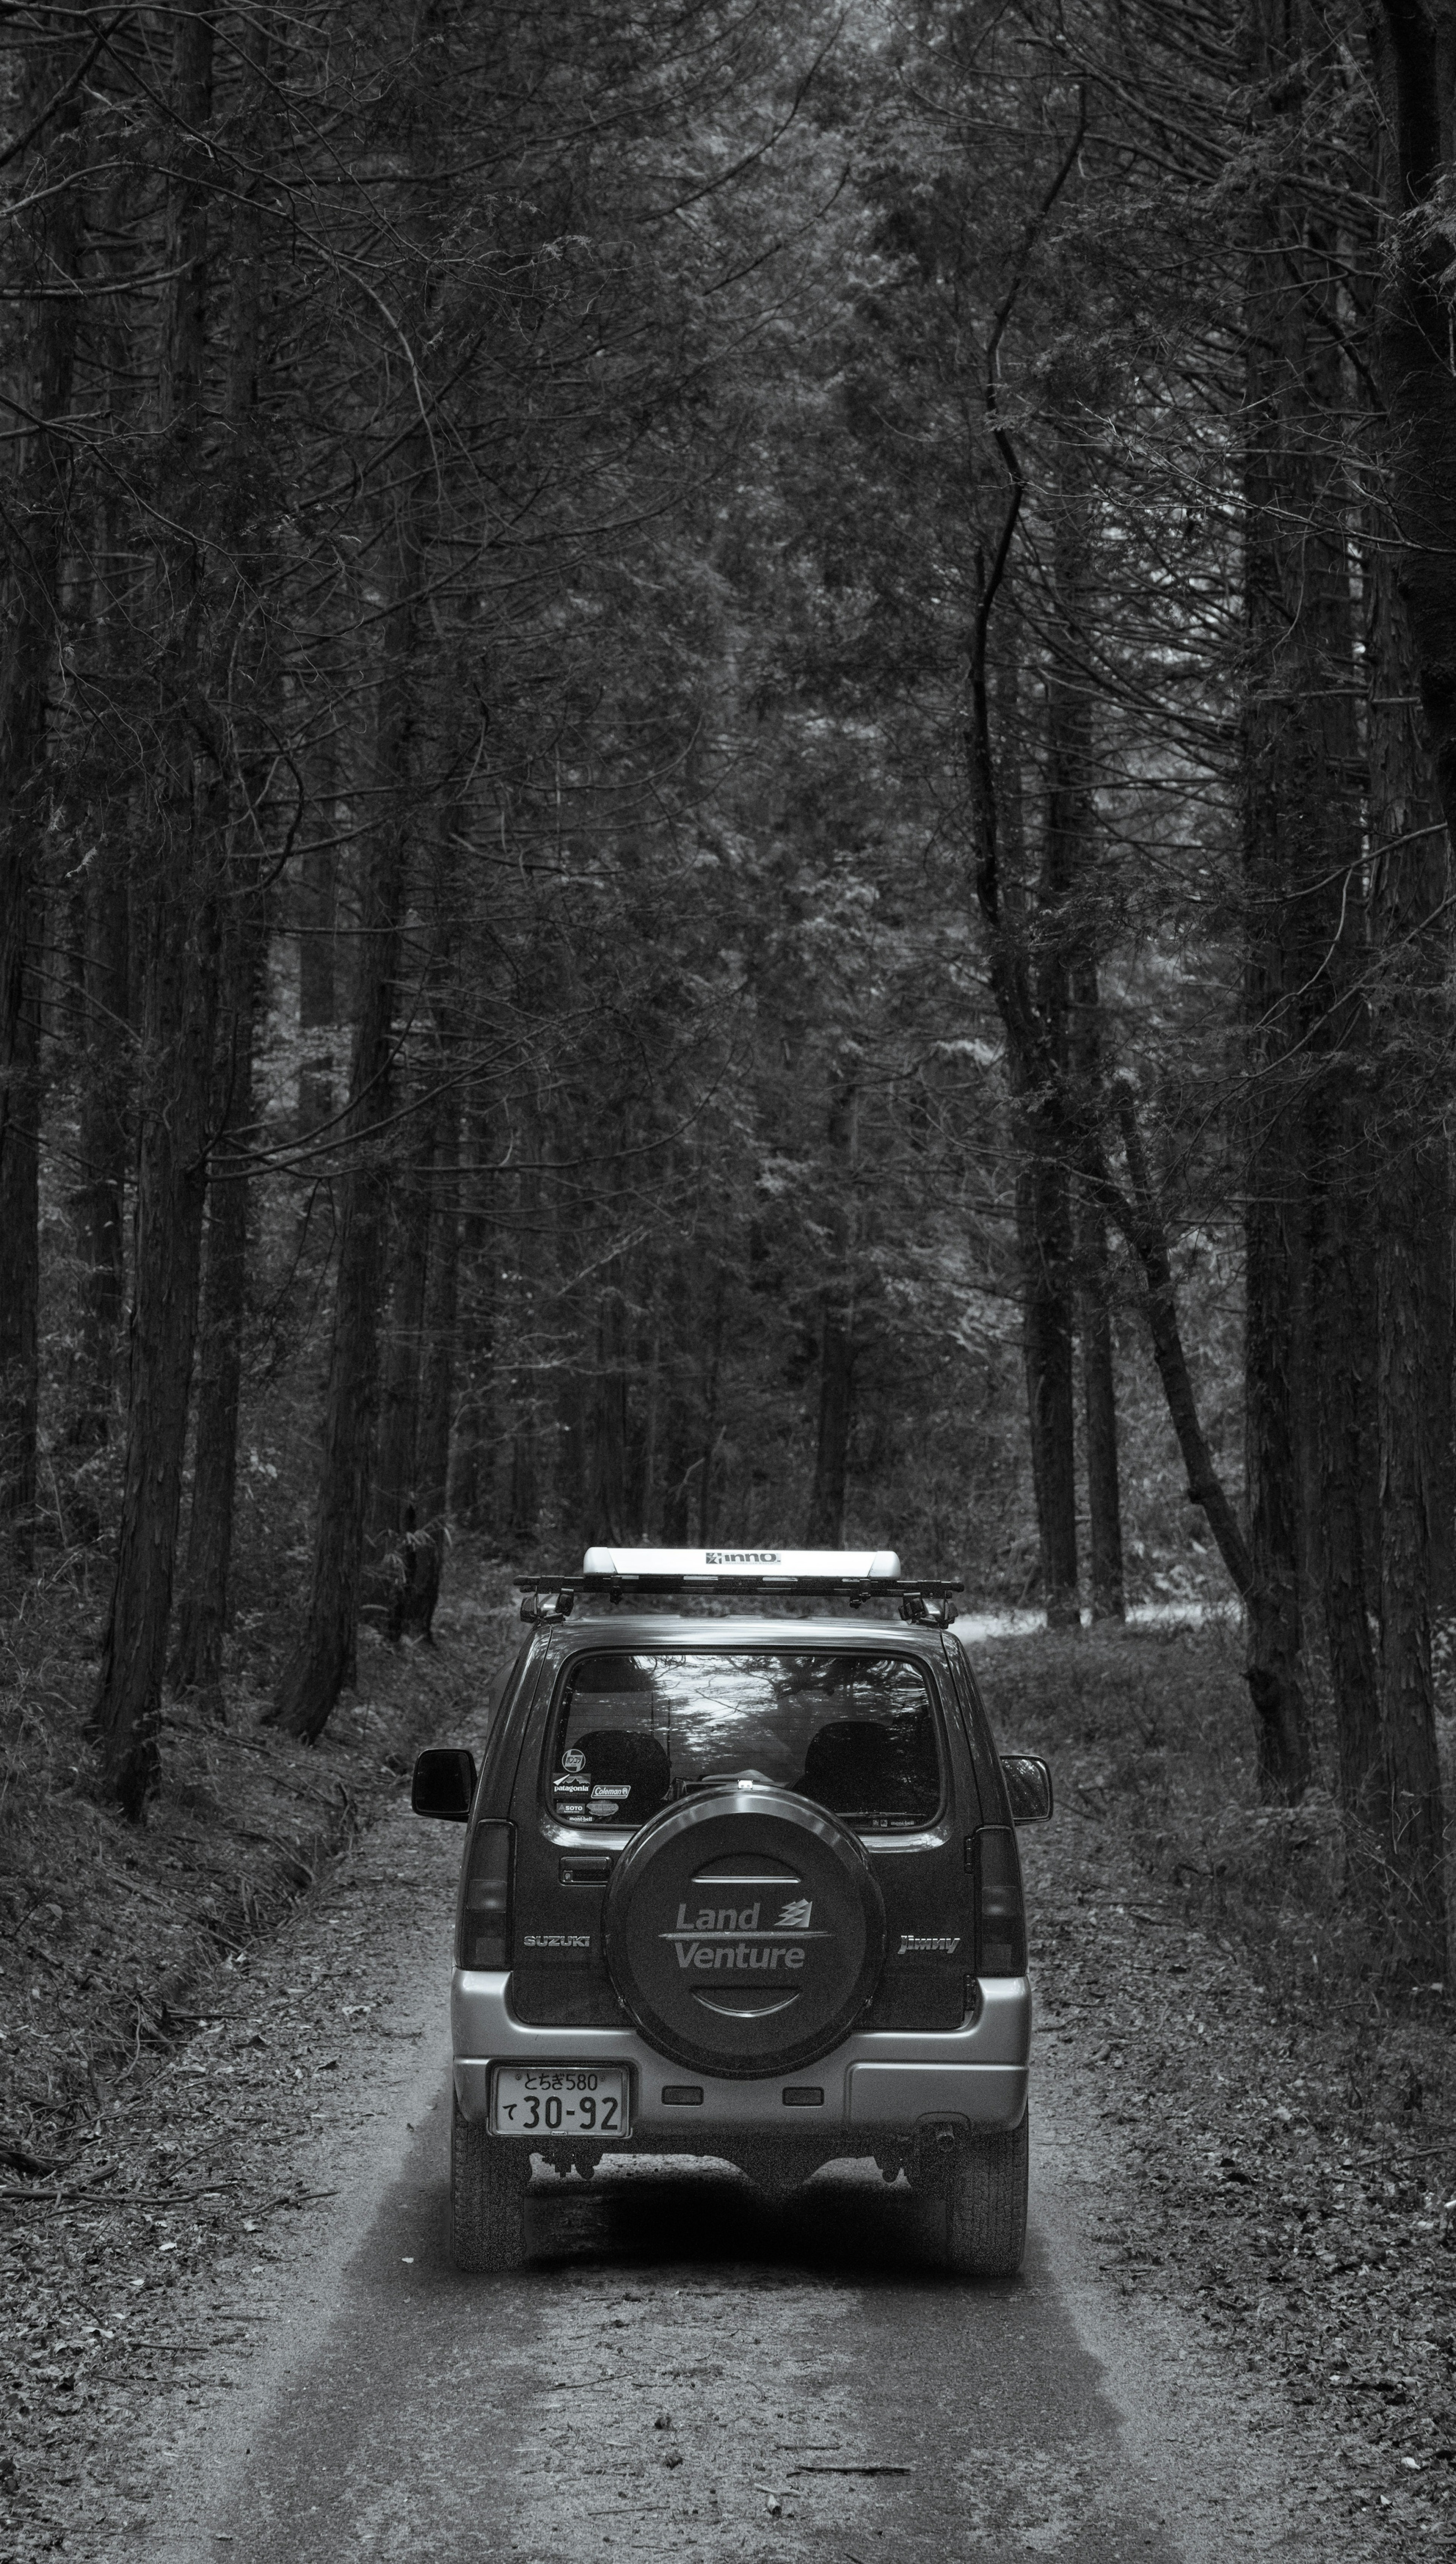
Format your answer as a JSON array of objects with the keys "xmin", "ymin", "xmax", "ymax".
[{"xmin": 518, "ymin": 1547, "xmax": 964, "ymax": 1626}]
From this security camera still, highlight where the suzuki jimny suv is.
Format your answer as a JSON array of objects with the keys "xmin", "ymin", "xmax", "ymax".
[{"xmin": 412, "ymin": 1548, "xmax": 1051, "ymax": 2277}]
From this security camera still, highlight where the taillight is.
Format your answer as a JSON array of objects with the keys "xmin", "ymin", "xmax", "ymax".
[
  {"xmin": 968, "ymin": 1826, "xmax": 1026, "ymax": 1975},
  {"xmin": 458, "ymin": 1820, "xmax": 513, "ymax": 1970}
]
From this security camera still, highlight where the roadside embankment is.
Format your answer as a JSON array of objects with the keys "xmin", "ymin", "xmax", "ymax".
[
  {"xmin": 977, "ymin": 1617, "xmax": 1456, "ymax": 2549},
  {"xmin": 0, "ymin": 1564, "xmax": 514, "ymax": 2558}
]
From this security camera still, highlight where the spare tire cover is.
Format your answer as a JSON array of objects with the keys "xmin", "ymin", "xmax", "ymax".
[{"xmin": 604, "ymin": 1783, "xmax": 886, "ymax": 2078}]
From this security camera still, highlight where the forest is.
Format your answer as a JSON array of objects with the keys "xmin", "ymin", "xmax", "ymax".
[{"xmin": 0, "ymin": 0, "xmax": 1453, "ymax": 1987}]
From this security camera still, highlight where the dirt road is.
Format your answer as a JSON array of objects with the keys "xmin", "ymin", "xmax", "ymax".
[{"xmin": 112, "ymin": 1800, "xmax": 1332, "ymax": 2564}]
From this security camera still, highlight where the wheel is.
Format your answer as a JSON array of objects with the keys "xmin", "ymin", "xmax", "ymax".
[
  {"xmin": 602, "ymin": 1781, "xmax": 885, "ymax": 2079},
  {"xmin": 942, "ymin": 2112, "xmax": 1028, "ymax": 2279},
  {"xmin": 451, "ymin": 2095, "xmax": 532, "ymax": 2272}
]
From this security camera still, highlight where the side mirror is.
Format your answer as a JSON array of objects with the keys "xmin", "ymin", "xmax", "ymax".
[
  {"xmin": 411, "ymin": 1746, "xmax": 477, "ymax": 1822},
  {"xmin": 1000, "ymin": 1753, "xmax": 1053, "ymax": 1825}
]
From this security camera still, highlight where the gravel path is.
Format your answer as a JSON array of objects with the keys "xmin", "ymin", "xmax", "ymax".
[{"xmin": 7, "ymin": 1682, "xmax": 1448, "ymax": 2559}]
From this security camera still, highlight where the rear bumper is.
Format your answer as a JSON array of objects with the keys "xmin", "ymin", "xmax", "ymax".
[{"xmin": 452, "ymin": 1970, "xmax": 1030, "ymax": 2139}]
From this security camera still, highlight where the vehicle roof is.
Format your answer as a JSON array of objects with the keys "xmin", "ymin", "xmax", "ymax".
[{"xmin": 543, "ymin": 1612, "xmax": 948, "ymax": 1654}]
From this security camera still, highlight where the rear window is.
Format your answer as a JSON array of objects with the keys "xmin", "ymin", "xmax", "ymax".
[{"xmin": 549, "ymin": 1650, "xmax": 942, "ymax": 1833}]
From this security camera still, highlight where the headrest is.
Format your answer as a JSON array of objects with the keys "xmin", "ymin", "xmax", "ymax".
[{"xmin": 573, "ymin": 1727, "xmax": 671, "ymax": 1806}]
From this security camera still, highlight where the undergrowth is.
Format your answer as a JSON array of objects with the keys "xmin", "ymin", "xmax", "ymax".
[
  {"xmin": 0, "ymin": 1553, "xmax": 518, "ymax": 2178},
  {"xmin": 975, "ymin": 1619, "xmax": 1456, "ymax": 2151}
]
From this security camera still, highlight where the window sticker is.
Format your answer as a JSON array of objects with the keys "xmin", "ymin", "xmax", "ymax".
[{"xmin": 554, "ymin": 1649, "xmax": 941, "ymax": 1830}]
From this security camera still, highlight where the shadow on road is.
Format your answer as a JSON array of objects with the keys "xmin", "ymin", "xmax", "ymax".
[{"xmin": 393, "ymin": 2137, "xmax": 1021, "ymax": 2289}]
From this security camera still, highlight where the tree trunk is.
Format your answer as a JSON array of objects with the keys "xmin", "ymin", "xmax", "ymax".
[
  {"xmin": 973, "ymin": 579, "xmax": 1079, "ymax": 1627},
  {"xmin": 69, "ymin": 816, "xmax": 132, "ymax": 1461},
  {"xmin": 168, "ymin": 38, "xmax": 275, "ymax": 1712},
  {"xmin": 806, "ymin": 1083, "xmax": 857, "ymax": 1549},
  {"xmin": 806, "ymin": 1302, "xmax": 854, "ymax": 1548},
  {"xmin": 1356, "ymin": 1, "xmax": 1455, "ymax": 1970},
  {"xmin": 0, "ymin": 883, "xmax": 41, "ymax": 1597},
  {"xmin": 697, "ymin": 1270, "xmax": 726, "ymax": 1548},
  {"xmin": 405, "ymin": 1040, "xmax": 461, "ymax": 1640},
  {"xmin": 368, "ymin": 1088, "xmax": 437, "ymax": 1627},
  {"xmin": 269, "ymin": 474, "xmax": 424, "ymax": 1740},
  {"xmin": 1107, "ymin": 1089, "xmax": 1254, "ymax": 1607},
  {"xmin": 1018, "ymin": 1137, "xmax": 1078, "ymax": 1623},
  {"xmin": 637, "ymin": 1282, "xmax": 664, "ymax": 1543},
  {"xmin": 298, "ymin": 733, "xmax": 339, "ymax": 1138},
  {"xmin": 169, "ymin": 885, "xmax": 265, "ymax": 1708},
  {"xmin": 1046, "ymin": 429, "xmax": 1123, "ymax": 1625},
  {"xmin": 449, "ymin": 1099, "xmax": 496, "ymax": 1533},
  {"xmin": 1243, "ymin": 1158, "xmax": 1312, "ymax": 1802},
  {"xmin": 1079, "ymin": 1194, "xmax": 1124, "ymax": 1621},
  {"xmin": 94, "ymin": 13, "xmax": 228, "ymax": 1814},
  {"xmin": 587, "ymin": 1266, "xmax": 630, "ymax": 1546},
  {"xmin": 1370, "ymin": 2, "xmax": 1456, "ymax": 841},
  {"xmin": 1237, "ymin": 0, "xmax": 1345, "ymax": 1805},
  {"xmin": 1038, "ymin": 429, "xmax": 1115, "ymax": 1629},
  {"xmin": 507, "ymin": 1136, "xmax": 541, "ymax": 1544},
  {"xmin": 1366, "ymin": 508, "xmax": 1453, "ymax": 1898},
  {"xmin": 0, "ymin": 25, "xmax": 89, "ymax": 1594},
  {"xmin": 1292, "ymin": 290, "xmax": 1381, "ymax": 1817},
  {"xmin": 95, "ymin": 855, "xmax": 223, "ymax": 1809}
]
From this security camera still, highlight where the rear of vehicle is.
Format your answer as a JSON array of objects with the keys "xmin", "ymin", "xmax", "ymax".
[{"xmin": 416, "ymin": 1551, "xmax": 1049, "ymax": 2277}]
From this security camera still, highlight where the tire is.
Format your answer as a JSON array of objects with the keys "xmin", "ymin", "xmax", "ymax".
[
  {"xmin": 451, "ymin": 2095, "xmax": 531, "ymax": 2272},
  {"xmin": 603, "ymin": 1781, "xmax": 885, "ymax": 2079},
  {"xmin": 942, "ymin": 2111, "xmax": 1028, "ymax": 2279}
]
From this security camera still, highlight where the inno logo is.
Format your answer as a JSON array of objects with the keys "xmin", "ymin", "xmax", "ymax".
[
  {"xmin": 775, "ymin": 1898, "xmax": 813, "ymax": 1931},
  {"xmin": 705, "ymin": 1550, "xmax": 782, "ymax": 1565}
]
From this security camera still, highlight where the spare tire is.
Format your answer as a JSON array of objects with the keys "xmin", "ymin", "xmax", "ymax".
[{"xmin": 603, "ymin": 1781, "xmax": 886, "ymax": 2079}]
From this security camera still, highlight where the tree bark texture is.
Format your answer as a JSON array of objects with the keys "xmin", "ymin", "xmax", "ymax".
[
  {"xmin": 805, "ymin": 1082, "xmax": 857, "ymax": 1549},
  {"xmin": 806, "ymin": 1304, "xmax": 855, "ymax": 1549},
  {"xmin": 0, "ymin": 26, "xmax": 89, "ymax": 1592},
  {"xmin": 1110, "ymin": 1090, "xmax": 1254, "ymax": 1608},
  {"xmin": 508, "ymin": 1130, "xmax": 542, "ymax": 1543},
  {"xmin": 405, "ymin": 1037, "xmax": 461, "ymax": 1639},
  {"xmin": 1363, "ymin": 0, "xmax": 1454, "ymax": 1971},
  {"xmin": 1017, "ymin": 1141, "xmax": 1078, "ymax": 1621},
  {"xmin": 1291, "ymin": 298, "xmax": 1381, "ymax": 1817},
  {"xmin": 449, "ymin": 1104, "xmax": 496, "ymax": 1533},
  {"xmin": 1364, "ymin": 513, "xmax": 1451, "ymax": 1844},
  {"xmin": 168, "ymin": 41, "xmax": 276, "ymax": 1710},
  {"xmin": 1238, "ymin": 0, "xmax": 1358, "ymax": 1803},
  {"xmin": 369, "ymin": 1087, "xmax": 436, "ymax": 1626},
  {"xmin": 0, "ymin": 878, "xmax": 41, "ymax": 1597},
  {"xmin": 1370, "ymin": 3, "xmax": 1456, "ymax": 839},
  {"xmin": 1051, "ymin": 419, "xmax": 1124, "ymax": 1624},
  {"xmin": 587, "ymin": 1268, "xmax": 630, "ymax": 1546},
  {"xmin": 94, "ymin": 13, "xmax": 229, "ymax": 1813},
  {"xmin": 298, "ymin": 730, "xmax": 339, "ymax": 1138},
  {"xmin": 1078, "ymin": 1192, "xmax": 1124, "ymax": 1622},
  {"xmin": 269, "ymin": 477, "xmax": 424, "ymax": 1740},
  {"xmin": 169, "ymin": 883, "xmax": 266, "ymax": 1706},
  {"xmin": 973, "ymin": 590, "xmax": 1078, "ymax": 1625},
  {"xmin": 69, "ymin": 820, "xmax": 132, "ymax": 1459},
  {"xmin": 1038, "ymin": 431, "xmax": 1116, "ymax": 1628}
]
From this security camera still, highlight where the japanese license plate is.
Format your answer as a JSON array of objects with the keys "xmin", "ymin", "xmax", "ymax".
[{"xmin": 489, "ymin": 2065, "xmax": 631, "ymax": 2139}]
